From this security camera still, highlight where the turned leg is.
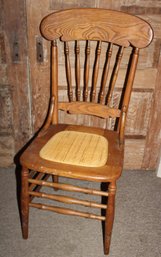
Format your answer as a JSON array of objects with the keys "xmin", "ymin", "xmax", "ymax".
[
  {"xmin": 21, "ymin": 167, "xmax": 29, "ymax": 239},
  {"xmin": 52, "ymin": 175, "xmax": 59, "ymax": 191},
  {"xmin": 104, "ymin": 181, "xmax": 116, "ymax": 255}
]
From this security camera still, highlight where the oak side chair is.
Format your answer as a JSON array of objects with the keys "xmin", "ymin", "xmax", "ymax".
[{"xmin": 20, "ymin": 8, "xmax": 153, "ymax": 255}]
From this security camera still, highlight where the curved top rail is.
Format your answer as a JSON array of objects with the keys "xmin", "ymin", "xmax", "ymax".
[{"xmin": 40, "ymin": 8, "xmax": 153, "ymax": 48}]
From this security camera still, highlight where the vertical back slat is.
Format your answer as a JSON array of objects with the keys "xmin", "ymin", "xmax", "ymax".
[
  {"xmin": 75, "ymin": 41, "xmax": 81, "ymax": 101},
  {"xmin": 106, "ymin": 46, "xmax": 124, "ymax": 106},
  {"xmin": 64, "ymin": 42, "xmax": 73, "ymax": 101},
  {"xmin": 51, "ymin": 40, "xmax": 58, "ymax": 124},
  {"xmin": 99, "ymin": 43, "xmax": 113, "ymax": 104},
  {"xmin": 84, "ymin": 40, "xmax": 90, "ymax": 101},
  {"xmin": 91, "ymin": 41, "xmax": 102, "ymax": 102}
]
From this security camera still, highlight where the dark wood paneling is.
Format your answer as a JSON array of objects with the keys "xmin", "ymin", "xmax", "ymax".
[
  {"xmin": 50, "ymin": 0, "xmax": 96, "ymax": 9},
  {"xmin": 142, "ymin": 46, "xmax": 161, "ymax": 169},
  {"xmin": 0, "ymin": 85, "xmax": 13, "ymax": 134},
  {"xmin": 1, "ymin": 0, "xmax": 32, "ymax": 150},
  {"xmin": 1, "ymin": 0, "xmax": 161, "ymax": 169}
]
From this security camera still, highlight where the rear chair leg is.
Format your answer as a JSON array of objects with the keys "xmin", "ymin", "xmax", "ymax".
[
  {"xmin": 104, "ymin": 181, "xmax": 116, "ymax": 255},
  {"xmin": 52, "ymin": 175, "xmax": 59, "ymax": 191},
  {"xmin": 21, "ymin": 167, "xmax": 29, "ymax": 239}
]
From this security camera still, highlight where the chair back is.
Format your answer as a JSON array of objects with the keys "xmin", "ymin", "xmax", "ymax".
[{"xmin": 40, "ymin": 8, "xmax": 153, "ymax": 136}]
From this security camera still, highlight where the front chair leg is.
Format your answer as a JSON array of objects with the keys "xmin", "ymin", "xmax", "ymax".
[
  {"xmin": 21, "ymin": 166, "xmax": 29, "ymax": 239},
  {"xmin": 104, "ymin": 181, "xmax": 116, "ymax": 255}
]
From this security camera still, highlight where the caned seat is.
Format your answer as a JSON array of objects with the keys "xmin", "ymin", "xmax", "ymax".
[
  {"xmin": 20, "ymin": 8, "xmax": 153, "ymax": 255},
  {"xmin": 40, "ymin": 130, "xmax": 108, "ymax": 167}
]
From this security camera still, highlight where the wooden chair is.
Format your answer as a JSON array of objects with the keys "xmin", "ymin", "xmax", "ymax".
[{"xmin": 20, "ymin": 8, "xmax": 153, "ymax": 255}]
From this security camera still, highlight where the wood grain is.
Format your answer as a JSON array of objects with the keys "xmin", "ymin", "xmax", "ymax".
[
  {"xmin": 1, "ymin": 0, "xmax": 32, "ymax": 151},
  {"xmin": 26, "ymin": 0, "xmax": 51, "ymax": 132},
  {"xmin": 40, "ymin": 8, "xmax": 153, "ymax": 48},
  {"xmin": 58, "ymin": 102, "xmax": 121, "ymax": 118},
  {"xmin": 124, "ymin": 138, "xmax": 145, "ymax": 169},
  {"xmin": 142, "ymin": 45, "xmax": 161, "ymax": 169}
]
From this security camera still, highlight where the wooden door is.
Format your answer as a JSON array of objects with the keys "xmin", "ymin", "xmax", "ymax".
[
  {"xmin": 0, "ymin": 0, "xmax": 161, "ymax": 169},
  {"xmin": 0, "ymin": 0, "xmax": 32, "ymax": 166}
]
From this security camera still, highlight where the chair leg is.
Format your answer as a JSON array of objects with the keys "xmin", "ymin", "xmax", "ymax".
[
  {"xmin": 52, "ymin": 175, "xmax": 59, "ymax": 191},
  {"xmin": 104, "ymin": 181, "xmax": 116, "ymax": 255},
  {"xmin": 21, "ymin": 166, "xmax": 29, "ymax": 239}
]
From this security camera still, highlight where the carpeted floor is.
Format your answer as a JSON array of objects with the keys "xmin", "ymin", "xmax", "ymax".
[{"xmin": 0, "ymin": 167, "xmax": 161, "ymax": 257}]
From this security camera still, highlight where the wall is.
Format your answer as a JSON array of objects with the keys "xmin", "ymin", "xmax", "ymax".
[
  {"xmin": 0, "ymin": 0, "xmax": 161, "ymax": 169},
  {"xmin": 0, "ymin": 0, "xmax": 32, "ymax": 166}
]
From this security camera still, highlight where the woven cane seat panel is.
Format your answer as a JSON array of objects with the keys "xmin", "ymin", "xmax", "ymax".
[{"xmin": 39, "ymin": 131, "xmax": 108, "ymax": 167}]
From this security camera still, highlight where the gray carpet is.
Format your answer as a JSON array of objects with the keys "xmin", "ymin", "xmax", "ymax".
[{"xmin": 0, "ymin": 168, "xmax": 161, "ymax": 257}]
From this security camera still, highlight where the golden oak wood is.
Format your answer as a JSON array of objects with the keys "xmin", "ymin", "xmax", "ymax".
[
  {"xmin": 20, "ymin": 8, "xmax": 153, "ymax": 255},
  {"xmin": 29, "ymin": 202, "xmax": 106, "ymax": 221},
  {"xmin": 107, "ymin": 46, "xmax": 124, "ymax": 105},
  {"xmin": 29, "ymin": 191, "xmax": 107, "ymax": 209},
  {"xmin": 58, "ymin": 102, "xmax": 121, "ymax": 118},
  {"xmin": 75, "ymin": 41, "xmax": 81, "ymax": 100},
  {"xmin": 51, "ymin": 41, "xmax": 58, "ymax": 124},
  {"xmin": 100, "ymin": 43, "xmax": 113, "ymax": 104},
  {"xmin": 40, "ymin": 8, "xmax": 153, "ymax": 48},
  {"xmin": 84, "ymin": 40, "xmax": 90, "ymax": 101},
  {"xmin": 28, "ymin": 178, "xmax": 109, "ymax": 196}
]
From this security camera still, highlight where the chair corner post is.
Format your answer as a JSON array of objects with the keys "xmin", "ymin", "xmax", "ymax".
[
  {"xmin": 104, "ymin": 181, "xmax": 117, "ymax": 255},
  {"xmin": 21, "ymin": 166, "xmax": 29, "ymax": 239}
]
